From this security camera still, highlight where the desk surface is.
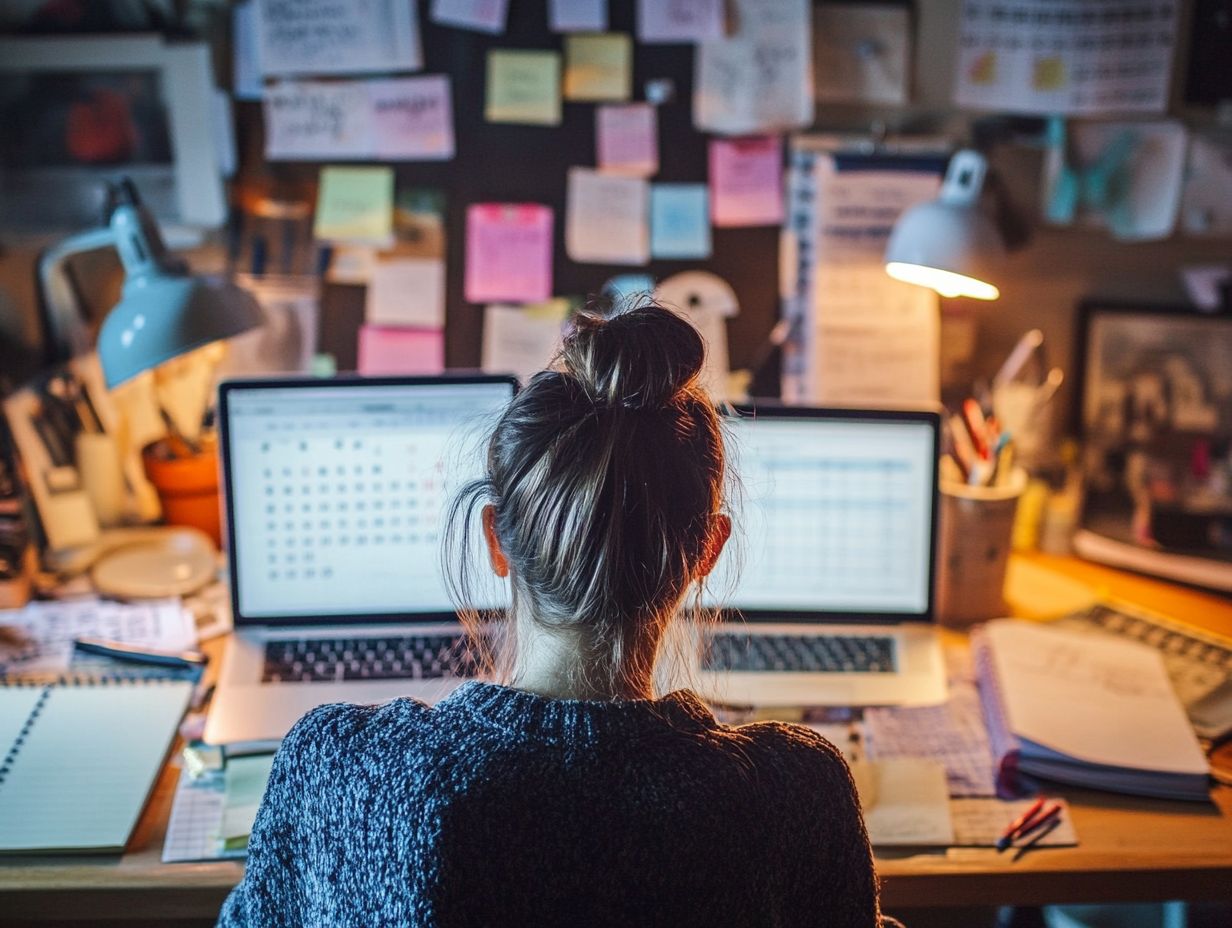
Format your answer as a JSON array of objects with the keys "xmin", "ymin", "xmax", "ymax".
[{"xmin": 3, "ymin": 554, "xmax": 1231, "ymax": 921}]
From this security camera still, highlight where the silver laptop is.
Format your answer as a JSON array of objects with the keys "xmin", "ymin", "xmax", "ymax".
[
  {"xmin": 203, "ymin": 375, "xmax": 516, "ymax": 748},
  {"xmin": 690, "ymin": 406, "xmax": 947, "ymax": 708}
]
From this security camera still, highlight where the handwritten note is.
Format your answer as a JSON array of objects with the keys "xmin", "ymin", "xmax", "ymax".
[
  {"xmin": 264, "ymin": 81, "xmax": 374, "ymax": 160},
  {"xmin": 566, "ymin": 168, "xmax": 649, "ymax": 265},
  {"xmin": 596, "ymin": 103, "xmax": 657, "ymax": 177},
  {"xmin": 564, "ymin": 33, "xmax": 632, "ymax": 101},
  {"xmin": 255, "ymin": 0, "xmax": 421, "ymax": 76},
  {"xmin": 550, "ymin": 0, "xmax": 606, "ymax": 32},
  {"xmin": 313, "ymin": 166, "xmax": 395, "ymax": 245},
  {"xmin": 709, "ymin": 136, "xmax": 783, "ymax": 227},
  {"xmin": 357, "ymin": 325, "xmax": 444, "ymax": 375},
  {"xmin": 694, "ymin": 0, "xmax": 813, "ymax": 134},
  {"xmin": 366, "ymin": 257, "xmax": 446, "ymax": 328},
  {"xmin": 637, "ymin": 0, "xmax": 725, "ymax": 43},
  {"xmin": 431, "ymin": 0, "xmax": 509, "ymax": 34},
  {"xmin": 369, "ymin": 76, "xmax": 454, "ymax": 160},
  {"xmin": 651, "ymin": 184, "xmax": 711, "ymax": 259},
  {"xmin": 465, "ymin": 204, "xmax": 554, "ymax": 304},
  {"xmin": 482, "ymin": 300, "xmax": 571, "ymax": 384},
  {"xmin": 486, "ymin": 50, "xmax": 562, "ymax": 125}
]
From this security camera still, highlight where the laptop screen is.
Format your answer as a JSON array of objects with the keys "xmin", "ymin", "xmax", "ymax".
[
  {"xmin": 220, "ymin": 377, "xmax": 515, "ymax": 625},
  {"xmin": 706, "ymin": 410, "xmax": 939, "ymax": 619}
]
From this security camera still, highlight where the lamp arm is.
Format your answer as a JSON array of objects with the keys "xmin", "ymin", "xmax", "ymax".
[{"xmin": 36, "ymin": 226, "xmax": 118, "ymax": 367}]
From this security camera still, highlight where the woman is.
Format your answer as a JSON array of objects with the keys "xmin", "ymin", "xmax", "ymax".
[{"xmin": 219, "ymin": 305, "xmax": 888, "ymax": 927}]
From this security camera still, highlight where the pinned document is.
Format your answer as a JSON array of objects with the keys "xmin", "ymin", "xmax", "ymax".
[
  {"xmin": 366, "ymin": 257, "xmax": 446, "ymax": 329},
  {"xmin": 596, "ymin": 104, "xmax": 658, "ymax": 177},
  {"xmin": 636, "ymin": 0, "xmax": 725, "ymax": 43},
  {"xmin": 651, "ymin": 184, "xmax": 711, "ymax": 259},
  {"xmin": 482, "ymin": 300, "xmax": 571, "ymax": 384},
  {"xmin": 264, "ymin": 81, "xmax": 375, "ymax": 160},
  {"xmin": 464, "ymin": 204, "xmax": 554, "ymax": 304},
  {"xmin": 709, "ymin": 136, "xmax": 784, "ymax": 228},
  {"xmin": 813, "ymin": 3, "xmax": 911, "ymax": 106},
  {"xmin": 550, "ymin": 0, "xmax": 606, "ymax": 32},
  {"xmin": 486, "ymin": 50, "xmax": 562, "ymax": 126},
  {"xmin": 566, "ymin": 168, "xmax": 649, "ymax": 265},
  {"xmin": 431, "ymin": 0, "xmax": 509, "ymax": 34},
  {"xmin": 313, "ymin": 166, "xmax": 395, "ymax": 245},
  {"xmin": 369, "ymin": 76, "xmax": 455, "ymax": 161},
  {"xmin": 232, "ymin": 2, "xmax": 263, "ymax": 101},
  {"xmin": 254, "ymin": 0, "xmax": 422, "ymax": 76},
  {"xmin": 564, "ymin": 33, "xmax": 632, "ymax": 102},
  {"xmin": 356, "ymin": 325, "xmax": 445, "ymax": 375}
]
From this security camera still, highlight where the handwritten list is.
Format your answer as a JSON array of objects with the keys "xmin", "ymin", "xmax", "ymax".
[{"xmin": 255, "ymin": 0, "xmax": 422, "ymax": 76}]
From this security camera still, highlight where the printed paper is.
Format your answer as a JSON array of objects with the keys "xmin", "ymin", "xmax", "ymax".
[
  {"xmin": 564, "ymin": 33, "xmax": 632, "ymax": 102},
  {"xmin": 486, "ymin": 50, "xmax": 562, "ymax": 125},
  {"xmin": 550, "ymin": 0, "xmax": 607, "ymax": 32},
  {"xmin": 357, "ymin": 325, "xmax": 445, "ymax": 375},
  {"xmin": 366, "ymin": 257, "xmax": 446, "ymax": 329},
  {"xmin": 694, "ymin": 0, "xmax": 813, "ymax": 135},
  {"xmin": 566, "ymin": 168, "xmax": 649, "ymax": 265},
  {"xmin": 636, "ymin": 0, "xmax": 724, "ymax": 43},
  {"xmin": 596, "ymin": 103, "xmax": 658, "ymax": 177},
  {"xmin": 254, "ymin": 0, "xmax": 421, "ymax": 76},
  {"xmin": 709, "ymin": 136, "xmax": 783, "ymax": 228},
  {"xmin": 313, "ymin": 166, "xmax": 395, "ymax": 245},
  {"xmin": 464, "ymin": 204, "xmax": 555, "ymax": 304},
  {"xmin": 431, "ymin": 0, "xmax": 509, "ymax": 34},
  {"xmin": 369, "ymin": 75, "xmax": 455, "ymax": 161},
  {"xmin": 482, "ymin": 300, "xmax": 571, "ymax": 384},
  {"xmin": 651, "ymin": 184, "xmax": 711, "ymax": 259}
]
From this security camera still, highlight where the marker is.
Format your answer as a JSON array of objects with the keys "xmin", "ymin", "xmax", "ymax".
[
  {"xmin": 74, "ymin": 637, "xmax": 208, "ymax": 671},
  {"xmin": 1013, "ymin": 815, "xmax": 1062, "ymax": 861},
  {"xmin": 1013, "ymin": 802, "xmax": 1063, "ymax": 844},
  {"xmin": 996, "ymin": 797, "xmax": 1045, "ymax": 851}
]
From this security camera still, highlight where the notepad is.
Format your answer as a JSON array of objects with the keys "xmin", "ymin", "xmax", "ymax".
[{"xmin": 0, "ymin": 679, "xmax": 192, "ymax": 853}]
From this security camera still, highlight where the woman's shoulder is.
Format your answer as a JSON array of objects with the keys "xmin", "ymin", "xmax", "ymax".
[
  {"xmin": 732, "ymin": 720, "xmax": 853, "ymax": 782},
  {"xmin": 278, "ymin": 697, "xmax": 435, "ymax": 763}
]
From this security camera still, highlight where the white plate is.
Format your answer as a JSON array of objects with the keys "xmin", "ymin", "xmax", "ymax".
[{"xmin": 92, "ymin": 527, "xmax": 217, "ymax": 599}]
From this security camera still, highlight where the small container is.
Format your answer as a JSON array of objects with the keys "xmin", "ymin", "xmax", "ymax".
[
  {"xmin": 143, "ymin": 435, "xmax": 223, "ymax": 549},
  {"xmin": 935, "ymin": 468, "xmax": 1027, "ymax": 629}
]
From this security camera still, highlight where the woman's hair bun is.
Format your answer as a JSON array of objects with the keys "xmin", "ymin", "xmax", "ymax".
[{"xmin": 559, "ymin": 304, "xmax": 705, "ymax": 410}]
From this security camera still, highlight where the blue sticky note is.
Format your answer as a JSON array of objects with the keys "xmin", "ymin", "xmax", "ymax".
[{"xmin": 650, "ymin": 184, "xmax": 711, "ymax": 259}]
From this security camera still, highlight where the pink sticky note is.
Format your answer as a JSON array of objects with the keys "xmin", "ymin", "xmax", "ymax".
[
  {"xmin": 464, "ymin": 204, "xmax": 554, "ymax": 304},
  {"xmin": 369, "ymin": 75, "xmax": 455, "ymax": 161},
  {"xmin": 709, "ymin": 136, "xmax": 784, "ymax": 228},
  {"xmin": 357, "ymin": 325, "xmax": 445, "ymax": 375},
  {"xmin": 596, "ymin": 103, "xmax": 658, "ymax": 177}
]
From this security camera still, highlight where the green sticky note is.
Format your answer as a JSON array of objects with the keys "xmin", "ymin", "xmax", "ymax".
[
  {"xmin": 486, "ymin": 50, "xmax": 562, "ymax": 125},
  {"xmin": 220, "ymin": 753, "xmax": 276, "ymax": 844},
  {"xmin": 564, "ymin": 33, "xmax": 632, "ymax": 101},
  {"xmin": 313, "ymin": 166, "xmax": 395, "ymax": 245}
]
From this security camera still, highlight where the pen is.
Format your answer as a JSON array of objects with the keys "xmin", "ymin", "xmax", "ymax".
[
  {"xmin": 1012, "ymin": 815, "xmax": 1062, "ymax": 861},
  {"xmin": 1013, "ymin": 802, "xmax": 1063, "ymax": 844},
  {"xmin": 74, "ymin": 637, "xmax": 208, "ymax": 670},
  {"xmin": 996, "ymin": 797, "xmax": 1045, "ymax": 851},
  {"xmin": 962, "ymin": 398, "xmax": 991, "ymax": 459},
  {"xmin": 993, "ymin": 329, "xmax": 1044, "ymax": 389}
]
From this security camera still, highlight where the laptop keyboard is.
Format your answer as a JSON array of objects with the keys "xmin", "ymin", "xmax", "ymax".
[
  {"xmin": 262, "ymin": 634, "xmax": 473, "ymax": 683},
  {"xmin": 703, "ymin": 633, "xmax": 896, "ymax": 674}
]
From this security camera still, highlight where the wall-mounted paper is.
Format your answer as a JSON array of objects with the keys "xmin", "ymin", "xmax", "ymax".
[
  {"xmin": 564, "ymin": 33, "xmax": 632, "ymax": 102},
  {"xmin": 482, "ymin": 300, "xmax": 571, "ymax": 384},
  {"xmin": 636, "ymin": 0, "xmax": 724, "ymax": 44},
  {"xmin": 357, "ymin": 325, "xmax": 445, "ymax": 375},
  {"xmin": 486, "ymin": 50, "xmax": 562, "ymax": 125},
  {"xmin": 813, "ymin": 3, "xmax": 910, "ymax": 106},
  {"xmin": 1181, "ymin": 132, "xmax": 1232, "ymax": 237},
  {"xmin": 366, "ymin": 257, "xmax": 446, "ymax": 329},
  {"xmin": 431, "ymin": 0, "xmax": 509, "ymax": 34},
  {"xmin": 550, "ymin": 0, "xmax": 606, "ymax": 32},
  {"xmin": 596, "ymin": 103, "xmax": 658, "ymax": 177},
  {"xmin": 651, "ymin": 184, "xmax": 711, "ymax": 259},
  {"xmin": 695, "ymin": 0, "xmax": 812, "ymax": 135},
  {"xmin": 369, "ymin": 75, "xmax": 454, "ymax": 160},
  {"xmin": 566, "ymin": 168, "xmax": 649, "ymax": 265},
  {"xmin": 255, "ymin": 0, "xmax": 421, "ymax": 76},
  {"xmin": 265, "ymin": 81, "xmax": 375, "ymax": 160},
  {"xmin": 232, "ymin": 2, "xmax": 263, "ymax": 101},
  {"xmin": 313, "ymin": 166, "xmax": 395, "ymax": 245},
  {"xmin": 465, "ymin": 204, "xmax": 555, "ymax": 304},
  {"xmin": 710, "ymin": 136, "xmax": 783, "ymax": 228}
]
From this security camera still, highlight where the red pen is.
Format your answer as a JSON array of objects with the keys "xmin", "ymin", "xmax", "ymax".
[
  {"xmin": 962, "ymin": 398, "xmax": 990, "ymax": 459},
  {"xmin": 1013, "ymin": 802, "xmax": 1063, "ymax": 844},
  {"xmin": 996, "ymin": 797, "xmax": 1045, "ymax": 851}
]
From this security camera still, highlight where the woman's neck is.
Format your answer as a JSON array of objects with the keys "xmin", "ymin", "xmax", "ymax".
[{"xmin": 509, "ymin": 619, "xmax": 658, "ymax": 701}]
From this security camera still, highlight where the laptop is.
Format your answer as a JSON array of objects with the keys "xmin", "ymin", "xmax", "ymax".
[
  {"xmin": 203, "ymin": 375, "xmax": 516, "ymax": 748},
  {"xmin": 689, "ymin": 406, "xmax": 947, "ymax": 708}
]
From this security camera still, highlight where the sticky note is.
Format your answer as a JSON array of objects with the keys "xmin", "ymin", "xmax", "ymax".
[
  {"xmin": 709, "ymin": 136, "xmax": 783, "ymax": 228},
  {"xmin": 564, "ymin": 33, "xmax": 632, "ymax": 102},
  {"xmin": 637, "ymin": 0, "xmax": 724, "ymax": 43},
  {"xmin": 357, "ymin": 325, "xmax": 445, "ymax": 375},
  {"xmin": 369, "ymin": 75, "xmax": 454, "ymax": 160},
  {"xmin": 596, "ymin": 103, "xmax": 658, "ymax": 177},
  {"xmin": 651, "ymin": 184, "xmax": 711, "ymax": 259},
  {"xmin": 550, "ymin": 0, "xmax": 607, "ymax": 32},
  {"xmin": 265, "ymin": 81, "xmax": 375, "ymax": 160},
  {"xmin": 566, "ymin": 168, "xmax": 649, "ymax": 265},
  {"xmin": 482, "ymin": 300, "xmax": 571, "ymax": 384},
  {"xmin": 465, "ymin": 204, "xmax": 554, "ymax": 304},
  {"xmin": 430, "ymin": 0, "xmax": 508, "ymax": 34},
  {"xmin": 255, "ymin": 0, "xmax": 421, "ymax": 76},
  {"xmin": 486, "ymin": 50, "xmax": 562, "ymax": 125},
  {"xmin": 313, "ymin": 166, "xmax": 395, "ymax": 245},
  {"xmin": 366, "ymin": 257, "xmax": 446, "ymax": 328}
]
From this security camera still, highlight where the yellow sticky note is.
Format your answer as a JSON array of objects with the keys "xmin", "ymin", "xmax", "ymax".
[
  {"xmin": 313, "ymin": 166, "xmax": 395, "ymax": 245},
  {"xmin": 564, "ymin": 33, "xmax": 631, "ymax": 102},
  {"xmin": 486, "ymin": 50, "xmax": 562, "ymax": 125}
]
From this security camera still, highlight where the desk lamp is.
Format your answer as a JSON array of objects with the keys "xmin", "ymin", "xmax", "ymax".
[{"xmin": 884, "ymin": 150, "xmax": 1005, "ymax": 301}]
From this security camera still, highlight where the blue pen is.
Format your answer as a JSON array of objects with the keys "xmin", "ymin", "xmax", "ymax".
[{"xmin": 74, "ymin": 637, "xmax": 207, "ymax": 670}]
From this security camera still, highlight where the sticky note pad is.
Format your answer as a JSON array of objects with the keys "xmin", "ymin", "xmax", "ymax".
[
  {"xmin": 564, "ymin": 33, "xmax": 632, "ymax": 101},
  {"xmin": 366, "ymin": 257, "xmax": 446, "ymax": 328},
  {"xmin": 596, "ymin": 103, "xmax": 657, "ymax": 177},
  {"xmin": 431, "ymin": 0, "xmax": 509, "ymax": 34},
  {"xmin": 636, "ymin": 0, "xmax": 724, "ymax": 43},
  {"xmin": 486, "ymin": 50, "xmax": 561, "ymax": 125},
  {"xmin": 313, "ymin": 166, "xmax": 395, "ymax": 245},
  {"xmin": 464, "ymin": 204, "xmax": 554, "ymax": 304},
  {"xmin": 566, "ymin": 168, "xmax": 649, "ymax": 265},
  {"xmin": 709, "ymin": 135, "xmax": 783, "ymax": 228},
  {"xmin": 369, "ymin": 75, "xmax": 455, "ymax": 161},
  {"xmin": 651, "ymin": 184, "xmax": 711, "ymax": 259},
  {"xmin": 357, "ymin": 325, "xmax": 445, "ymax": 375}
]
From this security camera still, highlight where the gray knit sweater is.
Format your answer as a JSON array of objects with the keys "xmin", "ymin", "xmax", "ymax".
[{"xmin": 218, "ymin": 681, "xmax": 885, "ymax": 927}]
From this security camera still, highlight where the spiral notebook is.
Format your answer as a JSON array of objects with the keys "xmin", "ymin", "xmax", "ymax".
[{"xmin": 0, "ymin": 679, "xmax": 192, "ymax": 854}]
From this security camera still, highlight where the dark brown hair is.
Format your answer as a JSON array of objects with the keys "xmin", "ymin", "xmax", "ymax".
[{"xmin": 443, "ymin": 304, "xmax": 730, "ymax": 693}]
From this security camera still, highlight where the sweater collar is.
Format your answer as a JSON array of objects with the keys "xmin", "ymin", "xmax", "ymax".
[{"xmin": 441, "ymin": 680, "xmax": 719, "ymax": 745}]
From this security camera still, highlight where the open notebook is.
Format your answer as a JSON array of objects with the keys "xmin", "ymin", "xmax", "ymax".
[{"xmin": 0, "ymin": 679, "xmax": 192, "ymax": 853}]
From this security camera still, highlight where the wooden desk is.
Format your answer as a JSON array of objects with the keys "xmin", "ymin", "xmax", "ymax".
[{"xmin": 3, "ymin": 555, "xmax": 1231, "ymax": 922}]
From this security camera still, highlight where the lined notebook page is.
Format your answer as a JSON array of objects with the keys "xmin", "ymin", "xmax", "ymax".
[
  {"xmin": 0, "ymin": 689, "xmax": 44, "ymax": 759},
  {"xmin": 0, "ymin": 681, "xmax": 192, "ymax": 853}
]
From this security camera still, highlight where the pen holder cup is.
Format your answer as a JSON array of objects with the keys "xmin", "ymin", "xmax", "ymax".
[
  {"xmin": 143, "ymin": 436, "xmax": 222, "ymax": 550},
  {"xmin": 936, "ymin": 468, "xmax": 1027, "ymax": 629}
]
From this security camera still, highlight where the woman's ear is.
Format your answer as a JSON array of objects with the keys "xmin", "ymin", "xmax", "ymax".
[
  {"xmin": 482, "ymin": 504, "xmax": 510, "ymax": 578},
  {"xmin": 696, "ymin": 514, "xmax": 731, "ymax": 579}
]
